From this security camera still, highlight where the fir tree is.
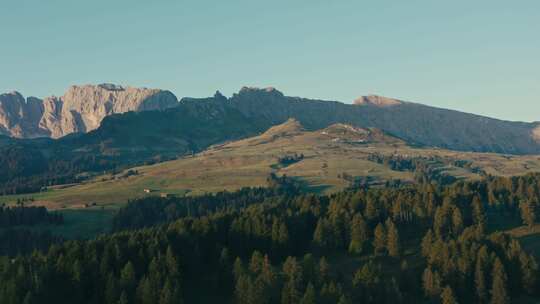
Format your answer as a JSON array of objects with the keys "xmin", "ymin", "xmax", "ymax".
[
  {"xmin": 421, "ymin": 229, "xmax": 434, "ymax": 258},
  {"xmin": 451, "ymin": 207, "xmax": 464, "ymax": 236},
  {"xmin": 373, "ymin": 223, "xmax": 387, "ymax": 255},
  {"xmin": 440, "ymin": 286, "xmax": 458, "ymax": 304},
  {"xmin": 422, "ymin": 267, "xmax": 441, "ymax": 298},
  {"xmin": 337, "ymin": 295, "xmax": 352, "ymax": 304},
  {"xmin": 519, "ymin": 200, "xmax": 536, "ymax": 228},
  {"xmin": 490, "ymin": 258, "xmax": 509, "ymax": 304},
  {"xmin": 120, "ymin": 261, "xmax": 136, "ymax": 293},
  {"xmin": 299, "ymin": 283, "xmax": 317, "ymax": 304},
  {"xmin": 348, "ymin": 214, "xmax": 368, "ymax": 255},
  {"xmin": 474, "ymin": 258, "xmax": 487, "ymax": 303},
  {"xmin": 386, "ymin": 219, "xmax": 400, "ymax": 257}
]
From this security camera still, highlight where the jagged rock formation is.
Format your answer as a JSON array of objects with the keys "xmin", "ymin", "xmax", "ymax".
[{"xmin": 0, "ymin": 84, "xmax": 178, "ymax": 138}]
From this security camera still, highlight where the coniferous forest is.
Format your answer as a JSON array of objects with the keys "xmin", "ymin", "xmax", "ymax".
[{"xmin": 0, "ymin": 173, "xmax": 539, "ymax": 304}]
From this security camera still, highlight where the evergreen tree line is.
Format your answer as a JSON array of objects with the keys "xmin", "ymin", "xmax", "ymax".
[
  {"xmin": 367, "ymin": 153, "xmax": 487, "ymax": 185},
  {"xmin": 1, "ymin": 174, "xmax": 540, "ymax": 303},
  {"xmin": 0, "ymin": 229, "xmax": 62, "ymax": 256},
  {"xmin": 0, "ymin": 205, "xmax": 64, "ymax": 228},
  {"xmin": 0, "ymin": 144, "xmax": 126, "ymax": 195},
  {"xmin": 112, "ymin": 187, "xmax": 296, "ymax": 231},
  {"xmin": 277, "ymin": 154, "xmax": 305, "ymax": 167}
]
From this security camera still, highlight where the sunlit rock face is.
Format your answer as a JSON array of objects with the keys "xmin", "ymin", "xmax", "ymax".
[{"xmin": 0, "ymin": 84, "xmax": 178, "ymax": 138}]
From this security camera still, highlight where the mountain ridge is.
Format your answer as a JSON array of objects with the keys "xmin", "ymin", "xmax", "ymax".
[
  {"xmin": 223, "ymin": 87, "xmax": 540, "ymax": 154},
  {"xmin": 1, "ymin": 84, "xmax": 539, "ymax": 154}
]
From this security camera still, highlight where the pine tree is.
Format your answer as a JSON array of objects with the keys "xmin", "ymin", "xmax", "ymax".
[
  {"xmin": 474, "ymin": 258, "xmax": 487, "ymax": 303},
  {"xmin": 282, "ymin": 257, "xmax": 303, "ymax": 304},
  {"xmin": 421, "ymin": 229, "xmax": 434, "ymax": 258},
  {"xmin": 105, "ymin": 273, "xmax": 119, "ymax": 304},
  {"xmin": 451, "ymin": 207, "xmax": 463, "ymax": 236},
  {"xmin": 433, "ymin": 205, "xmax": 450, "ymax": 239},
  {"xmin": 472, "ymin": 195, "xmax": 487, "ymax": 227},
  {"xmin": 233, "ymin": 257, "xmax": 245, "ymax": 280},
  {"xmin": 279, "ymin": 222, "xmax": 290, "ymax": 245},
  {"xmin": 519, "ymin": 252, "xmax": 538, "ymax": 294},
  {"xmin": 318, "ymin": 257, "xmax": 329, "ymax": 283},
  {"xmin": 422, "ymin": 267, "xmax": 441, "ymax": 298},
  {"xmin": 373, "ymin": 223, "xmax": 387, "ymax": 255},
  {"xmin": 365, "ymin": 199, "xmax": 379, "ymax": 221},
  {"xmin": 519, "ymin": 200, "xmax": 536, "ymax": 228},
  {"xmin": 117, "ymin": 292, "xmax": 128, "ymax": 304},
  {"xmin": 159, "ymin": 280, "xmax": 174, "ymax": 304},
  {"xmin": 235, "ymin": 275, "xmax": 251, "ymax": 304},
  {"xmin": 348, "ymin": 214, "xmax": 368, "ymax": 254},
  {"xmin": 249, "ymin": 251, "xmax": 264, "ymax": 274},
  {"xmin": 299, "ymin": 283, "xmax": 316, "ymax": 304},
  {"xmin": 386, "ymin": 219, "xmax": 400, "ymax": 257},
  {"xmin": 313, "ymin": 218, "xmax": 332, "ymax": 251},
  {"xmin": 120, "ymin": 261, "xmax": 136, "ymax": 293},
  {"xmin": 281, "ymin": 281, "xmax": 302, "ymax": 304},
  {"xmin": 137, "ymin": 276, "xmax": 156, "ymax": 304},
  {"xmin": 440, "ymin": 286, "xmax": 458, "ymax": 304},
  {"xmin": 165, "ymin": 246, "xmax": 179, "ymax": 277},
  {"xmin": 490, "ymin": 258, "xmax": 509, "ymax": 304},
  {"xmin": 337, "ymin": 295, "xmax": 352, "ymax": 304}
]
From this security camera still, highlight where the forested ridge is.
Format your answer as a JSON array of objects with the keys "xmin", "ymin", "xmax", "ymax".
[
  {"xmin": 0, "ymin": 100, "xmax": 265, "ymax": 195},
  {"xmin": 1, "ymin": 173, "xmax": 539, "ymax": 303}
]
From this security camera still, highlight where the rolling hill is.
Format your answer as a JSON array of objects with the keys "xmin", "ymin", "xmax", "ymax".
[{"xmin": 5, "ymin": 119, "xmax": 540, "ymax": 209}]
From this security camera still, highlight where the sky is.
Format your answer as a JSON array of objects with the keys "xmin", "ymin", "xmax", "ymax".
[{"xmin": 1, "ymin": 0, "xmax": 539, "ymax": 122}]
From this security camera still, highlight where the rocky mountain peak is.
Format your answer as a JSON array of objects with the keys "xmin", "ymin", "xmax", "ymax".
[
  {"xmin": 1, "ymin": 91, "xmax": 24, "ymax": 100},
  {"xmin": 0, "ymin": 84, "xmax": 179, "ymax": 138},
  {"xmin": 237, "ymin": 86, "xmax": 284, "ymax": 98},
  {"xmin": 353, "ymin": 95, "xmax": 403, "ymax": 107},
  {"xmin": 213, "ymin": 90, "xmax": 227, "ymax": 101}
]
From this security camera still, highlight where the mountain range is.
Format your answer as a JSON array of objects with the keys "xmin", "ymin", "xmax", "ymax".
[{"xmin": 1, "ymin": 84, "xmax": 539, "ymax": 155}]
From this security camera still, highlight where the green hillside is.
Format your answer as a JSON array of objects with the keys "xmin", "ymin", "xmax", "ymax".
[{"xmin": 4, "ymin": 119, "xmax": 540, "ymax": 210}]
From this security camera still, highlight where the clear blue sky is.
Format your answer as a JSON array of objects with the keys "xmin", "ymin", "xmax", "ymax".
[{"xmin": 1, "ymin": 0, "xmax": 539, "ymax": 122}]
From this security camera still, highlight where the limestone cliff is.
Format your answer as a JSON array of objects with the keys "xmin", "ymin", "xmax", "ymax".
[{"xmin": 0, "ymin": 84, "xmax": 178, "ymax": 138}]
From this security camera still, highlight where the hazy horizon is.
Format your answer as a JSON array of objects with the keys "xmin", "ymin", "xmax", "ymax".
[{"xmin": 1, "ymin": 1, "xmax": 539, "ymax": 122}]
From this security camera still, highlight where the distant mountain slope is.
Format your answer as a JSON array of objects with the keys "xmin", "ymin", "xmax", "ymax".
[
  {"xmin": 0, "ymin": 84, "xmax": 178, "ymax": 138},
  {"xmin": 225, "ymin": 87, "xmax": 540, "ymax": 154}
]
